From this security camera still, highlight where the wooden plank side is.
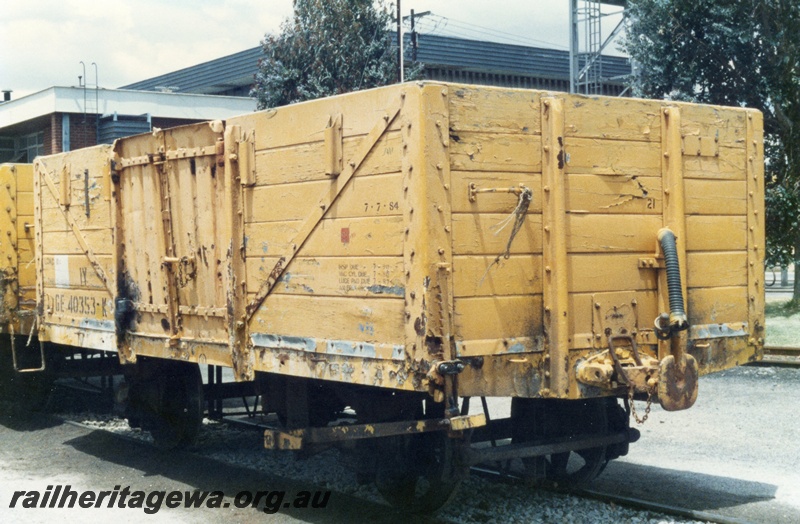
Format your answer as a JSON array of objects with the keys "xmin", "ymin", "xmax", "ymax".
[
  {"xmin": 229, "ymin": 84, "xmax": 406, "ymax": 151},
  {"xmin": 245, "ymin": 256, "xmax": 405, "ymax": 298},
  {"xmin": 564, "ymin": 96, "xmax": 661, "ymax": 142},
  {"xmin": 246, "ymin": 172, "xmax": 403, "ymax": 223},
  {"xmin": 41, "ymin": 254, "xmax": 113, "ymax": 291},
  {"xmin": 685, "ymin": 215, "xmax": 747, "ymax": 252},
  {"xmin": 566, "ymin": 138, "xmax": 661, "ymax": 176},
  {"xmin": 41, "ymin": 287, "xmax": 115, "ymax": 324},
  {"xmin": 569, "ymin": 253, "xmax": 659, "ymax": 293},
  {"xmin": 687, "ymin": 252, "xmax": 747, "ymax": 288},
  {"xmin": 453, "ymin": 295, "xmax": 543, "ymax": 341},
  {"xmin": 250, "ymin": 294, "xmax": 405, "ymax": 345},
  {"xmin": 36, "ymin": 163, "xmax": 109, "ymax": 213},
  {"xmin": 570, "ymin": 290, "xmax": 660, "ymax": 349},
  {"xmin": 450, "ymin": 132, "xmax": 542, "ymax": 173},
  {"xmin": 39, "ymin": 202, "xmax": 113, "ymax": 231},
  {"xmin": 450, "ymin": 171, "xmax": 543, "ymax": 214},
  {"xmin": 678, "ymin": 103, "xmax": 748, "ymax": 149},
  {"xmin": 18, "ymin": 263, "xmax": 36, "ymax": 293},
  {"xmin": 452, "ymin": 254, "xmax": 542, "ymax": 298},
  {"xmin": 448, "ymin": 85, "xmax": 541, "ymax": 135},
  {"xmin": 687, "ymin": 286, "xmax": 747, "ymax": 326},
  {"xmin": 566, "ymin": 174, "xmax": 662, "ymax": 214},
  {"xmin": 451, "ymin": 212, "xmax": 543, "ymax": 256},
  {"xmin": 685, "ymin": 179, "xmax": 747, "ymax": 215},
  {"xmin": 16, "ymin": 209, "xmax": 34, "ymax": 240},
  {"xmin": 683, "ymin": 146, "xmax": 747, "ymax": 180},
  {"xmin": 40, "ymin": 229, "xmax": 114, "ymax": 256},
  {"xmin": 245, "ymin": 215, "xmax": 406, "ymax": 259},
  {"xmin": 253, "ymin": 130, "xmax": 402, "ymax": 186},
  {"xmin": 567, "ymin": 214, "xmax": 662, "ymax": 253}
]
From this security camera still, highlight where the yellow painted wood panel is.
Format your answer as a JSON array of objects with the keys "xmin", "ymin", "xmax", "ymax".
[
  {"xmin": 450, "ymin": 171, "xmax": 543, "ymax": 214},
  {"xmin": 41, "ymin": 287, "xmax": 115, "ymax": 322},
  {"xmin": 230, "ymin": 84, "xmax": 406, "ymax": 151},
  {"xmin": 679, "ymin": 104, "xmax": 747, "ymax": 148},
  {"xmin": 39, "ymin": 202, "xmax": 112, "ymax": 231},
  {"xmin": 245, "ymin": 256, "xmax": 405, "ymax": 298},
  {"xmin": 566, "ymin": 138, "xmax": 661, "ymax": 176},
  {"xmin": 121, "ymin": 163, "xmax": 171, "ymax": 307},
  {"xmin": 40, "ymin": 229, "xmax": 114, "ymax": 256},
  {"xmin": 245, "ymin": 172, "xmax": 403, "ymax": 223},
  {"xmin": 452, "ymin": 255, "xmax": 542, "ymax": 298},
  {"xmin": 570, "ymin": 290, "xmax": 660, "ymax": 349},
  {"xmin": 567, "ymin": 214, "xmax": 662, "ymax": 253},
  {"xmin": 17, "ymin": 263, "xmax": 36, "ymax": 291},
  {"xmin": 454, "ymin": 295, "xmax": 543, "ymax": 341},
  {"xmin": 41, "ymin": 254, "xmax": 113, "ymax": 291},
  {"xmin": 683, "ymin": 146, "xmax": 747, "ymax": 180},
  {"xmin": 566, "ymin": 174, "xmax": 662, "ymax": 214},
  {"xmin": 687, "ymin": 286, "xmax": 747, "ymax": 326},
  {"xmin": 449, "ymin": 85, "xmax": 541, "ymax": 135},
  {"xmin": 245, "ymin": 215, "xmax": 405, "ymax": 259},
  {"xmin": 168, "ymin": 154, "xmax": 227, "ymax": 309},
  {"xmin": 564, "ymin": 96, "xmax": 660, "ymax": 142},
  {"xmin": 249, "ymin": 294, "xmax": 405, "ymax": 345},
  {"xmin": 16, "ymin": 168, "xmax": 33, "ymax": 192},
  {"xmin": 687, "ymin": 252, "xmax": 747, "ymax": 288},
  {"xmin": 179, "ymin": 316, "xmax": 229, "ymax": 341},
  {"xmin": 685, "ymin": 179, "xmax": 747, "ymax": 215},
  {"xmin": 38, "ymin": 173, "xmax": 109, "ymax": 211},
  {"xmin": 450, "ymin": 132, "xmax": 542, "ymax": 173},
  {"xmin": 451, "ymin": 213, "xmax": 543, "ymax": 256},
  {"xmin": 16, "ymin": 192, "xmax": 34, "ymax": 214},
  {"xmin": 685, "ymin": 215, "xmax": 747, "ymax": 252},
  {"xmin": 16, "ymin": 214, "xmax": 34, "ymax": 240},
  {"xmin": 253, "ymin": 131, "xmax": 402, "ymax": 186},
  {"xmin": 568, "ymin": 254, "xmax": 659, "ymax": 293}
]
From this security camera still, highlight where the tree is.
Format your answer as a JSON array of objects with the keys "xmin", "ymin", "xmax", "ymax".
[
  {"xmin": 623, "ymin": 0, "xmax": 800, "ymax": 300},
  {"xmin": 251, "ymin": 0, "xmax": 404, "ymax": 109}
]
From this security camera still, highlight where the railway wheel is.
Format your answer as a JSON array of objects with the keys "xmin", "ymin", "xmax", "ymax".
[
  {"xmin": 511, "ymin": 397, "xmax": 610, "ymax": 488},
  {"xmin": 128, "ymin": 359, "xmax": 204, "ymax": 450},
  {"xmin": 374, "ymin": 430, "xmax": 465, "ymax": 513}
]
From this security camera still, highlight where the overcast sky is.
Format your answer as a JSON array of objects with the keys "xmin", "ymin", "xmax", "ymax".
[{"xmin": 1, "ymin": 0, "xmax": 625, "ymax": 98}]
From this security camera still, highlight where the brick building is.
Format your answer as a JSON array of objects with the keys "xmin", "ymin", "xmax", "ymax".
[{"xmin": 0, "ymin": 87, "xmax": 255, "ymax": 163}]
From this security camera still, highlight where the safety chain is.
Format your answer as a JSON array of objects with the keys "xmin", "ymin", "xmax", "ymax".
[{"xmin": 628, "ymin": 385, "xmax": 654, "ymax": 425}]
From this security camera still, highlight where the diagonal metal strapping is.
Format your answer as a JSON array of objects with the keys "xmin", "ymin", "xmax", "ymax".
[{"xmin": 244, "ymin": 95, "xmax": 405, "ymax": 321}]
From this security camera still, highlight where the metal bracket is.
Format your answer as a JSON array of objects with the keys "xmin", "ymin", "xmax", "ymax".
[
  {"xmin": 468, "ymin": 182, "xmax": 529, "ymax": 202},
  {"xmin": 263, "ymin": 413, "xmax": 486, "ymax": 450}
]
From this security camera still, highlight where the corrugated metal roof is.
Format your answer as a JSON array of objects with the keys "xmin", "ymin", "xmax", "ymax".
[
  {"xmin": 121, "ymin": 47, "xmax": 263, "ymax": 94},
  {"xmin": 121, "ymin": 33, "xmax": 630, "ymax": 95},
  {"xmin": 413, "ymin": 33, "xmax": 630, "ymax": 81}
]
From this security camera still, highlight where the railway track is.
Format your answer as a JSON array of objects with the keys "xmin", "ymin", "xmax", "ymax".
[
  {"xmin": 60, "ymin": 407, "xmax": 728, "ymax": 524},
  {"xmin": 40, "ymin": 359, "xmax": 799, "ymax": 524},
  {"xmin": 752, "ymin": 346, "xmax": 800, "ymax": 368}
]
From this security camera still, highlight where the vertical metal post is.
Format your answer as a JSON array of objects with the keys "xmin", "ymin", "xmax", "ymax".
[
  {"xmin": 541, "ymin": 97, "xmax": 569, "ymax": 397},
  {"xmin": 410, "ymin": 9, "xmax": 417, "ymax": 61},
  {"xmin": 746, "ymin": 110, "xmax": 765, "ymax": 354},
  {"xmin": 397, "ymin": 0, "xmax": 404, "ymax": 83},
  {"xmin": 659, "ymin": 106, "xmax": 687, "ymax": 363},
  {"xmin": 569, "ymin": 0, "xmax": 578, "ymax": 94}
]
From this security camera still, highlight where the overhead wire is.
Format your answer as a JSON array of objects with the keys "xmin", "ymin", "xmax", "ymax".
[{"xmin": 406, "ymin": 13, "xmax": 569, "ymax": 50}]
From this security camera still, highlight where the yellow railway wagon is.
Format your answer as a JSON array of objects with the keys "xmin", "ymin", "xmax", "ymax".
[
  {"xmin": 0, "ymin": 163, "xmax": 36, "ymax": 336},
  {"xmin": 30, "ymin": 83, "xmax": 764, "ymax": 510},
  {"xmin": 0, "ymin": 163, "xmax": 43, "ymax": 399}
]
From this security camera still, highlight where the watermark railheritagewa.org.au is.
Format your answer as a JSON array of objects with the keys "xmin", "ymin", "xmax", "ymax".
[{"xmin": 8, "ymin": 485, "xmax": 331, "ymax": 514}]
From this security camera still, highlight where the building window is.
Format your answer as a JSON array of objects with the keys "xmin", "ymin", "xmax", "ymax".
[
  {"xmin": 0, "ymin": 137, "xmax": 14, "ymax": 163},
  {"xmin": 18, "ymin": 132, "xmax": 44, "ymax": 162}
]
